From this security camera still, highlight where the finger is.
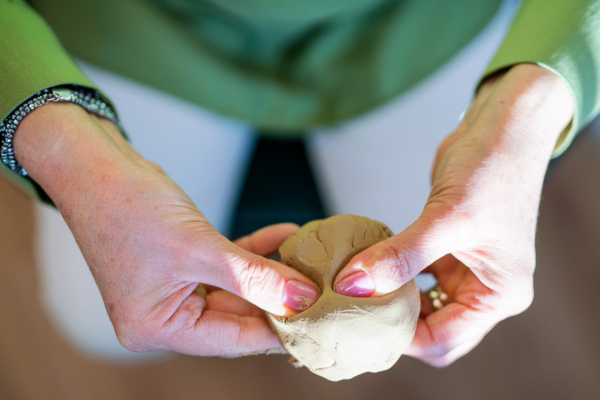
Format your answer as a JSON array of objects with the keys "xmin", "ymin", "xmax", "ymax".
[
  {"xmin": 404, "ymin": 292, "xmax": 498, "ymax": 362},
  {"xmin": 202, "ymin": 284, "xmax": 221, "ymax": 293},
  {"xmin": 426, "ymin": 254, "xmax": 470, "ymax": 300},
  {"xmin": 121, "ymin": 288, "xmax": 284, "ymax": 357},
  {"xmin": 190, "ymin": 226, "xmax": 320, "ymax": 317},
  {"xmin": 423, "ymin": 337, "xmax": 484, "ymax": 368},
  {"xmin": 334, "ymin": 207, "xmax": 460, "ymax": 297},
  {"xmin": 418, "ymin": 255, "xmax": 468, "ymax": 319},
  {"xmin": 167, "ymin": 308, "xmax": 284, "ymax": 357},
  {"xmin": 234, "ymin": 223, "xmax": 299, "ymax": 257},
  {"xmin": 419, "ymin": 292, "xmax": 435, "ymax": 319},
  {"xmin": 205, "ymin": 290, "xmax": 265, "ymax": 318},
  {"xmin": 407, "ymin": 331, "xmax": 485, "ymax": 368}
]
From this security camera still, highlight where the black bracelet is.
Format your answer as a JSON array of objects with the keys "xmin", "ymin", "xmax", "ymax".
[{"xmin": 0, "ymin": 85, "xmax": 120, "ymax": 176}]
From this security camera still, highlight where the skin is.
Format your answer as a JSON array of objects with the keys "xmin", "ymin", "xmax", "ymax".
[
  {"xmin": 14, "ymin": 62, "xmax": 573, "ymax": 364},
  {"xmin": 334, "ymin": 63, "xmax": 575, "ymax": 366},
  {"xmin": 13, "ymin": 101, "xmax": 317, "ymax": 357}
]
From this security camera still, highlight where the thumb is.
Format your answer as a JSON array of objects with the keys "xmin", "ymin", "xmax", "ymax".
[
  {"xmin": 333, "ymin": 209, "xmax": 458, "ymax": 297},
  {"xmin": 195, "ymin": 225, "xmax": 321, "ymax": 316}
]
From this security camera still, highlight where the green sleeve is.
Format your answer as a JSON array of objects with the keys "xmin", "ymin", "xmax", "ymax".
[
  {"xmin": 483, "ymin": 0, "xmax": 600, "ymax": 158},
  {"xmin": 0, "ymin": 0, "xmax": 111, "ymax": 204}
]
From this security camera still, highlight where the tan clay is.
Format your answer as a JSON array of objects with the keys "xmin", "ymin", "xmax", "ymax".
[{"xmin": 267, "ymin": 215, "xmax": 420, "ymax": 381}]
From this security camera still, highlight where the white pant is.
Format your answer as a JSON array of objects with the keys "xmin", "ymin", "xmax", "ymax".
[{"xmin": 35, "ymin": 3, "xmax": 516, "ymax": 360}]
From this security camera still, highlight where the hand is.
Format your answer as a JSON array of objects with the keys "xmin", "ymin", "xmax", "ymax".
[
  {"xmin": 14, "ymin": 102, "xmax": 320, "ymax": 357},
  {"xmin": 333, "ymin": 64, "xmax": 574, "ymax": 366}
]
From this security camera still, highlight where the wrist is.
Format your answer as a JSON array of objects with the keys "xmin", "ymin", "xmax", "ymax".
[
  {"xmin": 472, "ymin": 64, "xmax": 574, "ymax": 159},
  {"xmin": 2, "ymin": 87, "xmax": 120, "ymax": 177},
  {"xmin": 13, "ymin": 102, "xmax": 133, "ymax": 206}
]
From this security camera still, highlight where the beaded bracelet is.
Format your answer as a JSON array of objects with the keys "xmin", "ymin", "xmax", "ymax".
[{"xmin": 0, "ymin": 86, "xmax": 120, "ymax": 176}]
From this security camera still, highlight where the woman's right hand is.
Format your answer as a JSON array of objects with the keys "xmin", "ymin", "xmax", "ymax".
[
  {"xmin": 332, "ymin": 64, "xmax": 573, "ymax": 366},
  {"xmin": 13, "ymin": 102, "xmax": 320, "ymax": 356}
]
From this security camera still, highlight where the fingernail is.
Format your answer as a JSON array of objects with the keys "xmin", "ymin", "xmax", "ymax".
[
  {"xmin": 282, "ymin": 280, "xmax": 320, "ymax": 312},
  {"xmin": 335, "ymin": 271, "xmax": 375, "ymax": 297}
]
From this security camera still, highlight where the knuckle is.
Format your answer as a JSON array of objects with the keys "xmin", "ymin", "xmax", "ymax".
[
  {"xmin": 419, "ymin": 342, "xmax": 457, "ymax": 364},
  {"xmin": 233, "ymin": 317, "xmax": 254, "ymax": 356},
  {"xmin": 376, "ymin": 245, "xmax": 413, "ymax": 284},
  {"xmin": 234, "ymin": 257, "xmax": 279, "ymax": 299},
  {"xmin": 112, "ymin": 314, "xmax": 160, "ymax": 353},
  {"xmin": 495, "ymin": 257, "xmax": 535, "ymax": 316},
  {"xmin": 492, "ymin": 280, "xmax": 534, "ymax": 318},
  {"xmin": 426, "ymin": 356, "xmax": 456, "ymax": 368},
  {"xmin": 114, "ymin": 323, "xmax": 146, "ymax": 352},
  {"xmin": 508, "ymin": 279, "xmax": 534, "ymax": 316},
  {"xmin": 511, "ymin": 249, "xmax": 536, "ymax": 277},
  {"xmin": 519, "ymin": 287, "xmax": 534, "ymax": 313}
]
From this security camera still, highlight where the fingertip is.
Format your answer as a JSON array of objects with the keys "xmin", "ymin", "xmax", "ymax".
[
  {"xmin": 333, "ymin": 245, "xmax": 375, "ymax": 286},
  {"xmin": 333, "ymin": 246, "xmax": 400, "ymax": 298},
  {"xmin": 334, "ymin": 270, "xmax": 375, "ymax": 297},
  {"xmin": 281, "ymin": 280, "xmax": 320, "ymax": 313},
  {"xmin": 273, "ymin": 222, "xmax": 301, "ymax": 231},
  {"xmin": 258, "ymin": 222, "xmax": 300, "ymax": 236}
]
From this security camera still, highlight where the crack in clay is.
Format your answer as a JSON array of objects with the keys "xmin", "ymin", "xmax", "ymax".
[
  {"xmin": 347, "ymin": 304, "xmax": 387, "ymax": 321},
  {"xmin": 313, "ymin": 361, "xmax": 337, "ymax": 372},
  {"xmin": 286, "ymin": 323, "xmax": 336, "ymax": 369},
  {"xmin": 314, "ymin": 227, "xmax": 330, "ymax": 260}
]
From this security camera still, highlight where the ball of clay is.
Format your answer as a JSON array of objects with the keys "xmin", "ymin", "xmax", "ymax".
[{"xmin": 266, "ymin": 215, "xmax": 420, "ymax": 381}]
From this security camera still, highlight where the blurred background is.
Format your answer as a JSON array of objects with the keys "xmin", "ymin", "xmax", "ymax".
[{"xmin": 1, "ymin": 118, "xmax": 600, "ymax": 400}]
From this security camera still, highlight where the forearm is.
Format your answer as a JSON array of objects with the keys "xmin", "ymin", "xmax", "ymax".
[{"xmin": 335, "ymin": 63, "xmax": 576, "ymax": 366}]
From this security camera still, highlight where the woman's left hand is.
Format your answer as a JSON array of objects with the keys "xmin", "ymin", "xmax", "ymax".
[
  {"xmin": 195, "ymin": 223, "xmax": 300, "ymax": 355},
  {"xmin": 333, "ymin": 64, "xmax": 574, "ymax": 366}
]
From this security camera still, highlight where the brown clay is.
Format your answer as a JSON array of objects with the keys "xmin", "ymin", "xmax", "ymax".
[{"xmin": 266, "ymin": 215, "xmax": 420, "ymax": 381}]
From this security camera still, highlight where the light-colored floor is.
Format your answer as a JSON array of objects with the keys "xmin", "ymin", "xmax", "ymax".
[{"xmin": 1, "ymin": 124, "xmax": 600, "ymax": 400}]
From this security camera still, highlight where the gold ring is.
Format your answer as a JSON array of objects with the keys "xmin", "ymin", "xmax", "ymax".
[{"xmin": 427, "ymin": 285, "xmax": 448, "ymax": 310}]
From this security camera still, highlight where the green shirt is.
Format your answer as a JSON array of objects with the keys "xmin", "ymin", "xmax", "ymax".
[{"xmin": 2, "ymin": 0, "xmax": 600, "ymax": 202}]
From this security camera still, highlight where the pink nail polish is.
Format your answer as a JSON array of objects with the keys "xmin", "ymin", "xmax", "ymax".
[
  {"xmin": 335, "ymin": 271, "xmax": 375, "ymax": 297},
  {"xmin": 282, "ymin": 280, "xmax": 320, "ymax": 312}
]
